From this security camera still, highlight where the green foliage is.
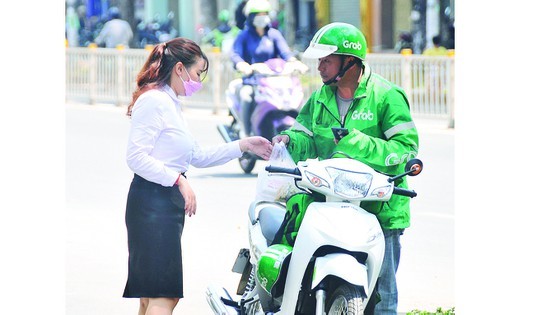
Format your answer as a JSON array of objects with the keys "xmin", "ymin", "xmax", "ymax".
[{"xmin": 406, "ymin": 306, "xmax": 455, "ymax": 315}]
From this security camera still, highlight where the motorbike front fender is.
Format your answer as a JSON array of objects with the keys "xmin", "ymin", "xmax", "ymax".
[{"xmin": 311, "ymin": 253, "xmax": 369, "ymax": 293}]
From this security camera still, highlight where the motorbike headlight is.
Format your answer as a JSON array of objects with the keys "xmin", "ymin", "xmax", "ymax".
[
  {"xmin": 371, "ymin": 185, "xmax": 392, "ymax": 199},
  {"xmin": 304, "ymin": 171, "xmax": 330, "ymax": 189},
  {"xmin": 326, "ymin": 167, "xmax": 372, "ymax": 199}
]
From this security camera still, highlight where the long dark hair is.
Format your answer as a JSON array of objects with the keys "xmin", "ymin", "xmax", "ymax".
[{"xmin": 127, "ymin": 38, "xmax": 209, "ymax": 116}]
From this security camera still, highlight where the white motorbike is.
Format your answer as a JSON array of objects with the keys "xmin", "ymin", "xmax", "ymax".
[{"xmin": 206, "ymin": 155, "xmax": 423, "ymax": 315}]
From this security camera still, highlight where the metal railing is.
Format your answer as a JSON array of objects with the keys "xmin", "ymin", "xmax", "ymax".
[{"xmin": 66, "ymin": 47, "xmax": 454, "ymax": 127}]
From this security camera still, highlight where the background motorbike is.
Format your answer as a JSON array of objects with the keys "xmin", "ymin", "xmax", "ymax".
[
  {"xmin": 217, "ymin": 58, "xmax": 306, "ymax": 174},
  {"xmin": 206, "ymin": 154, "xmax": 423, "ymax": 315}
]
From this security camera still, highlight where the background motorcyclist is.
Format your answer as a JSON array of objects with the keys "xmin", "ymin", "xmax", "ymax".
[
  {"xmin": 394, "ymin": 31, "xmax": 413, "ymax": 53},
  {"xmin": 230, "ymin": 0, "xmax": 307, "ymax": 137},
  {"xmin": 272, "ymin": 22, "xmax": 419, "ymax": 314},
  {"xmin": 201, "ymin": 9, "xmax": 240, "ymax": 54},
  {"xmin": 234, "ymin": 0, "xmax": 249, "ymax": 30},
  {"xmin": 94, "ymin": 7, "xmax": 133, "ymax": 48}
]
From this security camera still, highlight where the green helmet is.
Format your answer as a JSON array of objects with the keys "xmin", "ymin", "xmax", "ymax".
[
  {"xmin": 218, "ymin": 9, "xmax": 230, "ymax": 22},
  {"xmin": 256, "ymin": 244, "xmax": 292, "ymax": 294},
  {"xmin": 244, "ymin": 0, "xmax": 272, "ymax": 16},
  {"xmin": 303, "ymin": 22, "xmax": 367, "ymax": 60}
]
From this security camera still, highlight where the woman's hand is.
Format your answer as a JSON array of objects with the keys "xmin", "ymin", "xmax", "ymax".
[
  {"xmin": 240, "ymin": 136, "xmax": 273, "ymax": 160},
  {"xmin": 177, "ymin": 176, "xmax": 197, "ymax": 216}
]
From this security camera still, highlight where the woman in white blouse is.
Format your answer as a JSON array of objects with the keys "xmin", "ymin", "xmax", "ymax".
[{"xmin": 123, "ymin": 37, "xmax": 272, "ymax": 315}]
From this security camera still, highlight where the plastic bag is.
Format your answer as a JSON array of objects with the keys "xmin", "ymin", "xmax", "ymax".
[{"xmin": 255, "ymin": 142, "xmax": 300, "ymax": 202}]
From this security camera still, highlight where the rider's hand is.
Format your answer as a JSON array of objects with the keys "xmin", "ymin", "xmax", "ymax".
[
  {"xmin": 252, "ymin": 63, "xmax": 274, "ymax": 75},
  {"xmin": 292, "ymin": 60, "xmax": 309, "ymax": 74},
  {"xmin": 240, "ymin": 136, "xmax": 273, "ymax": 160},
  {"xmin": 236, "ymin": 61, "xmax": 253, "ymax": 76},
  {"xmin": 272, "ymin": 134, "xmax": 290, "ymax": 145},
  {"xmin": 177, "ymin": 175, "xmax": 197, "ymax": 217},
  {"xmin": 287, "ymin": 58, "xmax": 309, "ymax": 74}
]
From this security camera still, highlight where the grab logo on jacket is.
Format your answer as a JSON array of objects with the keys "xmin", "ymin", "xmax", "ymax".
[
  {"xmin": 351, "ymin": 109, "xmax": 374, "ymax": 121},
  {"xmin": 385, "ymin": 152, "xmax": 417, "ymax": 166}
]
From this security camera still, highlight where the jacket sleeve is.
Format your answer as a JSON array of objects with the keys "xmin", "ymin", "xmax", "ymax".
[
  {"xmin": 337, "ymin": 88, "xmax": 419, "ymax": 175},
  {"xmin": 271, "ymin": 29, "xmax": 295, "ymax": 61},
  {"xmin": 281, "ymin": 94, "xmax": 318, "ymax": 162},
  {"xmin": 230, "ymin": 31, "xmax": 247, "ymax": 66}
]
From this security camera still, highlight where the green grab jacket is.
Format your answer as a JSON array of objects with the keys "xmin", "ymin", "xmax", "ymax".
[{"xmin": 280, "ymin": 64, "xmax": 420, "ymax": 230}]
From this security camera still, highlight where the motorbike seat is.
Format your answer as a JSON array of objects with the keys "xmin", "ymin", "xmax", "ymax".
[{"xmin": 258, "ymin": 206, "xmax": 285, "ymax": 245}]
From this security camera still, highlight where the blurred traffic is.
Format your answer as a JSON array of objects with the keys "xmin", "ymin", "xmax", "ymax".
[
  {"xmin": 65, "ymin": 1, "xmax": 455, "ymax": 126},
  {"xmin": 65, "ymin": 0, "xmax": 454, "ymax": 53}
]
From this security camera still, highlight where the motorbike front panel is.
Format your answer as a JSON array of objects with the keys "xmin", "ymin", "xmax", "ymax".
[{"xmin": 278, "ymin": 202, "xmax": 385, "ymax": 314}]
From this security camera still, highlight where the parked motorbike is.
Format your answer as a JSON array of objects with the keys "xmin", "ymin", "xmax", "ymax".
[
  {"xmin": 206, "ymin": 154, "xmax": 423, "ymax": 314},
  {"xmin": 217, "ymin": 58, "xmax": 306, "ymax": 174}
]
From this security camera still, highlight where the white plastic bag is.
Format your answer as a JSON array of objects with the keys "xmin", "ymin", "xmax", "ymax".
[{"xmin": 255, "ymin": 142, "xmax": 300, "ymax": 202}]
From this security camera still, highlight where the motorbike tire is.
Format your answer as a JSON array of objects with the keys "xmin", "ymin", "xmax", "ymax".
[
  {"xmin": 325, "ymin": 284, "xmax": 365, "ymax": 315},
  {"xmin": 239, "ymin": 153, "xmax": 257, "ymax": 174}
]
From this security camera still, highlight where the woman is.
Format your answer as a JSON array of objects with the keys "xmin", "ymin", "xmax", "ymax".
[{"xmin": 123, "ymin": 37, "xmax": 272, "ymax": 314}]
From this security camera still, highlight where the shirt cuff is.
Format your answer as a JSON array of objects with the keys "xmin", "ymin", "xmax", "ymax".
[{"xmin": 230, "ymin": 140, "xmax": 243, "ymax": 157}]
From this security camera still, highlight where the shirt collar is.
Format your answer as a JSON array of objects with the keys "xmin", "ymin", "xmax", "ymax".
[{"xmin": 162, "ymin": 84, "xmax": 182, "ymax": 106}]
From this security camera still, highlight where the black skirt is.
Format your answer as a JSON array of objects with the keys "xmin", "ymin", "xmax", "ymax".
[{"xmin": 123, "ymin": 174, "xmax": 186, "ymax": 298}]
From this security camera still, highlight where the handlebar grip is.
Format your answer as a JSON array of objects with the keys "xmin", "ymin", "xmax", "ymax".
[
  {"xmin": 393, "ymin": 187, "xmax": 417, "ymax": 198},
  {"xmin": 265, "ymin": 165, "xmax": 301, "ymax": 176}
]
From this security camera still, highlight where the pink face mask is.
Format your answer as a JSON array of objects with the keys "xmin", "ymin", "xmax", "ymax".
[{"xmin": 180, "ymin": 69, "xmax": 203, "ymax": 96}]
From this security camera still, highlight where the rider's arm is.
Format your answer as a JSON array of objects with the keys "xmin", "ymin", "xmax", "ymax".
[
  {"xmin": 281, "ymin": 94, "xmax": 319, "ymax": 162},
  {"xmin": 231, "ymin": 31, "xmax": 249, "ymax": 66},
  {"xmin": 269, "ymin": 28, "xmax": 295, "ymax": 61},
  {"xmin": 230, "ymin": 31, "xmax": 253, "ymax": 74},
  {"xmin": 337, "ymin": 88, "xmax": 419, "ymax": 175},
  {"xmin": 270, "ymin": 29, "xmax": 308, "ymax": 72}
]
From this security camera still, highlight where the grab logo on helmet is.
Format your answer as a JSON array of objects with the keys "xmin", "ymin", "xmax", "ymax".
[{"xmin": 343, "ymin": 40, "xmax": 362, "ymax": 51}]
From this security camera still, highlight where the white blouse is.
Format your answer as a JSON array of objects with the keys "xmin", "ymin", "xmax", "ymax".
[{"xmin": 126, "ymin": 85, "xmax": 242, "ymax": 187}]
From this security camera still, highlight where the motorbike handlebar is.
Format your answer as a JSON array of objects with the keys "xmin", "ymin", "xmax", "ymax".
[
  {"xmin": 393, "ymin": 187, "xmax": 417, "ymax": 198},
  {"xmin": 265, "ymin": 165, "xmax": 417, "ymax": 198},
  {"xmin": 247, "ymin": 69, "xmax": 299, "ymax": 77},
  {"xmin": 264, "ymin": 165, "xmax": 301, "ymax": 176}
]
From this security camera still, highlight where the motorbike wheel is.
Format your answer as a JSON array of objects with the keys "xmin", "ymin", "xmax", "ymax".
[
  {"xmin": 325, "ymin": 284, "xmax": 365, "ymax": 315},
  {"xmin": 239, "ymin": 153, "xmax": 257, "ymax": 174}
]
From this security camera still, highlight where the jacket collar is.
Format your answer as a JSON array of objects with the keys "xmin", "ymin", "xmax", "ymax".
[
  {"xmin": 355, "ymin": 64, "xmax": 372, "ymax": 99},
  {"xmin": 316, "ymin": 63, "xmax": 372, "ymax": 113}
]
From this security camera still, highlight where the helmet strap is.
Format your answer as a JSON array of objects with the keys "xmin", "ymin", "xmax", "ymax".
[{"xmin": 323, "ymin": 56, "xmax": 358, "ymax": 86}]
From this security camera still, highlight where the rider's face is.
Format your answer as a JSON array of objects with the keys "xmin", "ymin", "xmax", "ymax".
[{"xmin": 317, "ymin": 55, "xmax": 341, "ymax": 84}]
